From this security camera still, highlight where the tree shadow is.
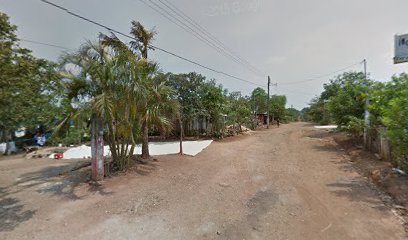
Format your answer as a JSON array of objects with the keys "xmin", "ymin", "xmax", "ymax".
[
  {"xmin": 303, "ymin": 130, "xmax": 335, "ymax": 139},
  {"xmin": 313, "ymin": 144, "xmax": 343, "ymax": 154},
  {"xmin": 87, "ymin": 181, "xmax": 113, "ymax": 196},
  {"xmin": 326, "ymin": 177, "xmax": 389, "ymax": 210},
  {"xmin": 0, "ymin": 186, "xmax": 9, "ymax": 198},
  {"xmin": 128, "ymin": 157, "xmax": 159, "ymax": 176},
  {"xmin": 9, "ymin": 161, "xmax": 92, "ymax": 200},
  {"xmin": 134, "ymin": 161, "xmax": 158, "ymax": 176},
  {"xmin": 328, "ymin": 159, "xmax": 357, "ymax": 173},
  {"xmin": 0, "ymin": 194, "xmax": 36, "ymax": 232},
  {"xmin": 307, "ymin": 130, "xmax": 392, "ymax": 210}
]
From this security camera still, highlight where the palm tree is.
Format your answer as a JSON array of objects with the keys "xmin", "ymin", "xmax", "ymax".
[
  {"xmin": 144, "ymin": 72, "xmax": 179, "ymax": 138},
  {"xmin": 130, "ymin": 58, "xmax": 180, "ymax": 159},
  {"xmin": 128, "ymin": 21, "xmax": 158, "ymax": 159},
  {"xmin": 101, "ymin": 23, "xmax": 178, "ymax": 160},
  {"xmin": 130, "ymin": 21, "xmax": 156, "ymax": 59},
  {"xmin": 60, "ymin": 21, "xmax": 176, "ymax": 180},
  {"xmin": 61, "ymin": 42, "xmax": 115, "ymax": 180},
  {"xmin": 60, "ymin": 40, "xmax": 143, "ymax": 178}
]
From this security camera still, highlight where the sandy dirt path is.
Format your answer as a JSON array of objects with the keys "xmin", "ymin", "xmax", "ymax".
[{"xmin": 1, "ymin": 123, "xmax": 406, "ymax": 239}]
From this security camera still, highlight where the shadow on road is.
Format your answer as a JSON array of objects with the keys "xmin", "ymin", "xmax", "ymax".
[
  {"xmin": 326, "ymin": 177, "xmax": 391, "ymax": 212},
  {"xmin": 306, "ymin": 129, "xmax": 392, "ymax": 211},
  {"xmin": 18, "ymin": 167, "xmax": 84, "ymax": 200},
  {"xmin": 303, "ymin": 130, "xmax": 335, "ymax": 140},
  {"xmin": 6, "ymin": 162, "xmax": 92, "ymax": 200},
  {"xmin": 312, "ymin": 144, "xmax": 343, "ymax": 154},
  {"xmin": 0, "ymin": 187, "xmax": 36, "ymax": 232},
  {"xmin": 88, "ymin": 181, "xmax": 113, "ymax": 196}
]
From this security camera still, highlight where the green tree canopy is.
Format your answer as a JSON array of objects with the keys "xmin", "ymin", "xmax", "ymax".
[
  {"xmin": 0, "ymin": 12, "xmax": 62, "ymax": 143},
  {"xmin": 270, "ymin": 95, "xmax": 287, "ymax": 120},
  {"xmin": 251, "ymin": 87, "xmax": 268, "ymax": 114}
]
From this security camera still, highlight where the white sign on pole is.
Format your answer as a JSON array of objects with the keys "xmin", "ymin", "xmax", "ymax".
[{"xmin": 394, "ymin": 33, "xmax": 408, "ymax": 64}]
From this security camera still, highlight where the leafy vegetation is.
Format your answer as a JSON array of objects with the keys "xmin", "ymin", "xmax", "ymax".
[
  {"xmin": 305, "ymin": 72, "xmax": 369, "ymax": 126},
  {"xmin": 0, "ymin": 12, "xmax": 63, "ymax": 149},
  {"xmin": 370, "ymin": 74, "xmax": 408, "ymax": 170},
  {"xmin": 1, "ymin": 11, "xmax": 300, "ymax": 175},
  {"xmin": 225, "ymin": 92, "xmax": 253, "ymax": 132},
  {"xmin": 307, "ymin": 71, "xmax": 408, "ymax": 170}
]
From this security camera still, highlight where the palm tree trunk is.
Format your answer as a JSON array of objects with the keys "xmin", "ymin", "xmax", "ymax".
[
  {"xmin": 108, "ymin": 124, "xmax": 117, "ymax": 161},
  {"xmin": 141, "ymin": 120, "xmax": 149, "ymax": 159}
]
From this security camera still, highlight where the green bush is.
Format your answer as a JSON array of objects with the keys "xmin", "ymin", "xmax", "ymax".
[
  {"xmin": 341, "ymin": 116, "xmax": 365, "ymax": 139},
  {"xmin": 370, "ymin": 74, "xmax": 408, "ymax": 170},
  {"xmin": 382, "ymin": 90, "xmax": 408, "ymax": 170},
  {"xmin": 48, "ymin": 127, "xmax": 89, "ymax": 146}
]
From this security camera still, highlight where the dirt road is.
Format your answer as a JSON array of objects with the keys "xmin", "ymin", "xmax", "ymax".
[{"xmin": 1, "ymin": 123, "xmax": 406, "ymax": 239}]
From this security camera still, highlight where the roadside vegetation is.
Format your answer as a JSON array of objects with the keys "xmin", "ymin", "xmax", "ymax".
[
  {"xmin": 303, "ymin": 71, "xmax": 408, "ymax": 171},
  {"xmin": 0, "ymin": 12, "xmax": 300, "ymax": 175}
]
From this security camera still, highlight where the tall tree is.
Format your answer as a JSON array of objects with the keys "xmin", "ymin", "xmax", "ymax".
[
  {"xmin": 201, "ymin": 80, "xmax": 226, "ymax": 136},
  {"xmin": 370, "ymin": 74, "xmax": 408, "ymax": 169},
  {"xmin": 326, "ymin": 72, "xmax": 369, "ymax": 125},
  {"xmin": 0, "ymin": 12, "xmax": 61, "ymax": 152},
  {"xmin": 226, "ymin": 92, "xmax": 252, "ymax": 132},
  {"xmin": 270, "ymin": 95, "xmax": 287, "ymax": 121},
  {"xmin": 307, "ymin": 71, "xmax": 371, "ymax": 126},
  {"xmin": 61, "ymin": 40, "xmax": 143, "ymax": 177},
  {"xmin": 251, "ymin": 88, "xmax": 268, "ymax": 114},
  {"xmin": 167, "ymin": 72, "xmax": 206, "ymax": 135},
  {"xmin": 102, "ymin": 24, "xmax": 177, "ymax": 161},
  {"xmin": 129, "ymin": 20, "xmax": 158, "ymax": 159}
]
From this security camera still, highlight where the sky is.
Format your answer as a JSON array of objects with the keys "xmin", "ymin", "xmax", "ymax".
[{"xmin": 2, "ymin": 0, "xmax": 408, "ymax": 109}]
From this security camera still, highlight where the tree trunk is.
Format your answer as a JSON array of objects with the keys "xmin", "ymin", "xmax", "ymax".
[
  {"xmin": 3, "ymin": 129, "xmax": 10, "ymax": 155},
  {"xmin": 141, "ymin": 120, "xmax": 149, "ymax": 159},
  {"xmin": 4, "ymin": 130, "xmax": 15, "ymax": 155},
  {"xmin": 91, "ymin": 113, "xmax": 104, "ymax": 181}
]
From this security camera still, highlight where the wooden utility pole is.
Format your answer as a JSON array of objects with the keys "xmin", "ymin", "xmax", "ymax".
[
  {"xmin": 91, "ymin": 113, "xmax": 104, "ymax": 181},
  {"xmin": 252, "ymin": 93, "xmax": 256, "ymax": 128},
  {"xmin": 267, "ymin": 76, "xmax": 270, "ymax": 128},
  {"xmin": 177, "ymin": 110, "xmax": 183, "ymax": 155}
]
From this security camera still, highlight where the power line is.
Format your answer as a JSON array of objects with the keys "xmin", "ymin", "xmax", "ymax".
[
  {"xmin": 20, "ymin": 38, "xmax": 72, "ymax": 50},
  {"xmin": 155, "ymin": 0, "xmax": 265, "ymax": 76},
  {"xmin": 155, "ymin": 0, "xmax": 264, "ymax": 76},
  {"xmin": 137, "ymin": 0, "xmax": 263, "ymax": 77},
  {"xmin": 19, "ymin": 38, "xmax": 163, "ymax": 76},
  {"xmin": 279, "ymin": 61, "xmax": 362, "ymax": 85},
  {"xmin": 19, "ymin": 38, "xmax": 240, "ymax": 76},
  {"xmin": 39, "ymin": 0, "xmax": 264, "ymax": 88},
  {"xmin": 18, "ymin": 38, "xmax": 262, "ymax": 89},
  {"xmin": 138, "ymin": 0, "xmax": 235, "ymax": 64}
]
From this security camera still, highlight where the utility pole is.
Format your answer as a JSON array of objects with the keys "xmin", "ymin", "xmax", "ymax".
[
  {"xmin": 267, "ymin": 76, "xmax": 270, "ymax": 128},
  {"xmin": 252, "ymin": 93, "xmax": 256, "ymax": 128},
  {"xmin": 177, "ymin": 109, "xmax": 183, "ymax": 155},
  {"xmin": 91, "ymin": 113, "xmax": 104, "ymax": 181},
  {"xmin": 363, "ymin": 59, "xmax": 370, "ymax": 149}
]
